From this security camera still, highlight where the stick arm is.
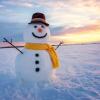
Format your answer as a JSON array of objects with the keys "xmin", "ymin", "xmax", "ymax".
[
  {"xmin": 55, "ymin": 41, "xmax": 64, "ymax": 50},
  {"xmin": 3, "ymin": 38, "xmax": 23, "ymax": 54}
]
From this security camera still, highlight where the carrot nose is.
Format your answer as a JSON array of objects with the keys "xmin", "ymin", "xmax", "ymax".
[{"xmin": 38, "ymin": 28, "xmax": 42, "ymax": 33}]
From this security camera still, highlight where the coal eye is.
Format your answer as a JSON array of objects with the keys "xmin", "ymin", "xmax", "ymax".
[
  {"xmin": 34, "ymin": 25, "xmax": 37, "ymax": 28},
  {"xmin": 41, "ymin": 25, "xmax": 45, "ymax": 28}
]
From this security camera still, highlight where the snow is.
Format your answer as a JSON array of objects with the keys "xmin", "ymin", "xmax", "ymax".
[{"xmin": 0, "ymin": 43, "xmax": 100, "ymax": 100}]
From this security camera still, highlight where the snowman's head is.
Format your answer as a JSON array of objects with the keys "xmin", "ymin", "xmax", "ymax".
[
  {"xmin": 24, "ymin": 23, "xmax": 50, "ymax": 43},
  {"xmin": 24, "ymin": 12, "xmax": 50, "ymax": 43}
]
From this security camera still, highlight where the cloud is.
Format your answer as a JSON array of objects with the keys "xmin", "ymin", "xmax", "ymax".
[
  {"xmin": 51, "ymin": 20, "xmax": 100, "ymax": 35},
  {"xmin": 0, "ymin": 7, "xmax": 27, "ymax": 23},
  {"xmin": 0, "ymin": 4, "xmax": 4, "ymax": 8},
  {"xmin": 1, "ymin": 0, "xmax": 33, "ymax": 8},
  {"xmin": 52, "ymin": 20, "xmax": 100, "ymax": 44},
  {"xmin": 0, "ymin": 0, "xmax": 100, "ymax": 28},
  {"xmin": 27, "ymin": 0, "xmax": 99, "ymax": 27},
  {"xmin": 63, "ymin": 24, "xmax": 100, "ymax": 34}
]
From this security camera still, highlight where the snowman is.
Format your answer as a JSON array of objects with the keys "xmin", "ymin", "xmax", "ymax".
[{"xmin": 15, "ymin": 13, "xmax": 59, "ymax": 83}]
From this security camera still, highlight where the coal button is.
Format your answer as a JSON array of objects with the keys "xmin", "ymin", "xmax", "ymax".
[
  {"xmin": 35, "ymin": 68, "xmax": 40, "ymax": 72},
  {"xmin": 35, "ymin": 53, "xmax": 39, "ymax": 57},
  {"xmin": 35, "ymin": 60, "xmax": 39, "ymax": 64}
]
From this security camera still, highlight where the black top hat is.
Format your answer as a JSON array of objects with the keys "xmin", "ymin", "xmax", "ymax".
[{"xmin": 28, "ymin": 12, "xmax": 49, "ymax": 26}]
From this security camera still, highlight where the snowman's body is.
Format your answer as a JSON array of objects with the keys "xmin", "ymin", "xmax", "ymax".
[
  {"xmin": 15, "ymin": 23, "xmax": 55, "ymax": 82},
  {"xmin": 16, "ymin": 49, "xmax": 52, "ymax": 82}
]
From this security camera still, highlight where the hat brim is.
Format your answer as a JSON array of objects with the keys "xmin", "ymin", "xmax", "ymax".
[{"xmin": 28, "ymin": 20, "xmax": 49, "ymax": 26}]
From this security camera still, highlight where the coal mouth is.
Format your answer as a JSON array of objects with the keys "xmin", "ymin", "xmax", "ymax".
[{"xmin": 32, "ymin": 32, "xmax": 47, "ymax": 39}]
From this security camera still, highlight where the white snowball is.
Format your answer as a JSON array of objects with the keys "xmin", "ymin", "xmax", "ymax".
[
  {"xmin": 15, "ymin": 49, "xmax": 52, "ymax": 83},
  {"xmin": 23, "ymin": 23, "xmax": 50, "ymax": 43}
]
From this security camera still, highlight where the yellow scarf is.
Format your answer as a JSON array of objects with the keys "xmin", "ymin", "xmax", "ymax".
[{"xmin": 24, "ymin": 43, "xmax": 59, "ymax": 69}]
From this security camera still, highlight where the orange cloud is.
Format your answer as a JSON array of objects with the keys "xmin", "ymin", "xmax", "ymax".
[
  {"xmin": 46, "ymin": 0, "xmax": 100, "ymax": 27},
  {"xmin": 51, "ymin": 21, "xmax": 100, "ymax": 44},
  {"xmin": 62, "ymin": 21, "xmax": 100, "ymax": 34}
]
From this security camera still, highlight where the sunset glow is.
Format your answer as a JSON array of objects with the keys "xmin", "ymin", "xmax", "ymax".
[{"xmin": 52, "ymin": 32, "xmax": 100, "ymax": 44}]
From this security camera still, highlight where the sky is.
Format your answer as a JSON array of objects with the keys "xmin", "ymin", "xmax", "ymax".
[{"xmin": 0, "ymin": 0, "xmax": 100, "ymax": 44}]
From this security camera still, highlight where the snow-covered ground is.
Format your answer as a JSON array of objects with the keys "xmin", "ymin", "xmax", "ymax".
[{"xmin": 0, "ymin": 44, "xmax": 100, "ymax": 100}]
